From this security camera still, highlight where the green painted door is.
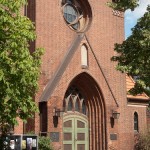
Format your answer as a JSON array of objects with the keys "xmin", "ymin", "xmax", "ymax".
[{"xmin": 63, "ymin": 114, "xmax": 89, "ymax": 150}]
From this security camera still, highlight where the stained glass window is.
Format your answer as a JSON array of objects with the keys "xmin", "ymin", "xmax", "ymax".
[
  {"xmin": 82, "ymin": 100, "xmax": 86, "ymax": 115},
  {"xmin": 64, "ymin": 87, "xmax": 87, "ymax": 115},
  {"xmin": 75, "ymin": 99, "xmax": 80, "ymax": 112},
  {"xmin": 68, "ymin": 99, "xmax": 73, "ymax": 111},
  {"xmin": 63, "ymin": 4, "xmax": 78, "ymax": 24}
]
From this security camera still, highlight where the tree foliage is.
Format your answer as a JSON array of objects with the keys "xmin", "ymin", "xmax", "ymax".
[
  {"xmin": 110, "ymin": 3, "xmax": 150, "ymax": 96},
  {"xmin": 38, "ymin": 136, "xmax": 54, "ymax": 150},
  {"xmin": 107, "ymin": 0, "xmax": 139, "ymax": 11},
  {"xmin": 0, "ymin": 0, "xmax": 44, "ymax": 135},
  {"xmin": 134, "ymin": 129, "xmax": 150, "ymax": 150}
]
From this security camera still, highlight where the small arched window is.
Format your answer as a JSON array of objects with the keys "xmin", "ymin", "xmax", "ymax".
[
  {"xmin": 75, "ymin": 99, "xmax": 80, "ymax": 112},
  {"xmin": 82, "ymin": 100, "xmax": 86, "ymax": 115},
  {"xmin": 81, "ymin": 44, "xmax": 88, "ymax": 68},
  {"xmin": 67, "ymin": 99, "xmax": 73, "ymax": 111},
  {"xmin": 134, "ymin": 112, "xmax": 139, "ymax": 132}
]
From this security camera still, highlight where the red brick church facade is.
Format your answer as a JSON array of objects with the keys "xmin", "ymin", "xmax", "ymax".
[{"xmin": 15, "ymin": 0, "xmax": 149, "ymax": 150}]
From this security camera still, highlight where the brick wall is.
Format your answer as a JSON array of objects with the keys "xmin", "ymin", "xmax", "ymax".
[{"xmin": 15, "ymin": 0, "xmax": 148, "ymax": 150}]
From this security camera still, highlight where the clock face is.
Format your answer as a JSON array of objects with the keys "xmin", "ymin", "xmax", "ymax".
[{"xmin": 61, "ymin": 0, "xmax": 92, "ymax": 32}]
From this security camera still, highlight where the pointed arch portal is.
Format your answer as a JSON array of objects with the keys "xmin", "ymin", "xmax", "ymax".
[{"xmin": 63, "ymin": 72, "xmax": 107, "ymax": 150}]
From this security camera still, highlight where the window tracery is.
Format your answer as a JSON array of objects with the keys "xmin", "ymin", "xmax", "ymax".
[
  {"xmin": 61, "ymin": 0, "xmax": 92, "ymax": 32},
  {"xmin": 64, "ymin": 86, "xmax": 87, "ymax": 115}
]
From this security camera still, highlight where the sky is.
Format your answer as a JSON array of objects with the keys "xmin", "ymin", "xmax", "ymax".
[{"xmin": 125, "ymin": 0, "xmax": 150, "ymax": 38}]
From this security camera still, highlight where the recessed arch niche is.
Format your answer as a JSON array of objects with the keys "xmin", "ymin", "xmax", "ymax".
[{"xmin": 63, "ymin": 72, "xmax": 107, "ymax": 150}]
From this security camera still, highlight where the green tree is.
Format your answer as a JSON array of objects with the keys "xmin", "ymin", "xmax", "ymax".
[
  {"xmin": 108, "ymin": 1, "xmax": 150, "ymax": 96},
  {"xmin": 134, "ymin": 128, "xmax": 150, "ymax": 150},
  {"xmin": 107, "ymin": 0, "xmax": 139, "ymax": 11},
  {"xmin": 0, "ymin": 0, "xmax": 43, "ymax": 137},
  {"xmin": 38, "ymin": 136, "xmax": 54, "ymax": 150}
]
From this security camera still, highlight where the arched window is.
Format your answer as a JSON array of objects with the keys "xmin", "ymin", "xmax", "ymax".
[
  {"xmin": 134, "ymin": 112, "xmax": 139, "ymax": 132},
  {"xmin": 75, "ymin": 98, "xmax": 80, "ymax": 112},
  {"xmin": 82, "ymin": 100, "xmax": 86, "ymax": 115},
  {"xmin": 64, "ymin": 86, "xmax": 87, "ymax": 115},
  {"xmin": 81, "ymin": 44, "xmax": 88, "ymax": 68},
  {"xmin": 67, "ymin": 99, "xmax": 73, "ymax": 111}
]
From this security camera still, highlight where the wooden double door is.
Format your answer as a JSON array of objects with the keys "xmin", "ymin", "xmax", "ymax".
[{"xmin": 63, "ymin": 114, "xmax": 89, "ymax": 150}]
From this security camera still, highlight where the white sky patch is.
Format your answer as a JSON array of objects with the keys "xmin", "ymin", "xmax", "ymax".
[{"xmin": 125, "ymin": 0, "xmax": 150, "ymax": 38}]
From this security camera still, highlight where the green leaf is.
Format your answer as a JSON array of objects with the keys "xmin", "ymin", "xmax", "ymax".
[
  {"xmin": 0, "ymin": 0, "xmax": 44, "ymax": 136},
  {"xmin": 111, "ymin": 6, "xmax": 150, "ymax": 97}
]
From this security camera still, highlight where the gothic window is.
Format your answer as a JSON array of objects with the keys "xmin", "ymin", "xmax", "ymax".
[
  {"xmin": 75, "ymin": 98, "xmax": 80, "ymax": 112},
  {"xmin": 82, "ymin": 100, "xmax": 86, "ymax": 115},
  {"xmin": 68, "ymin": 98, "xmax": 73, "ymax": 111},
  {"xmin": 64, "ymin": 87, "xmax": 87, "ymax": 115},
  {"xmin": 134, "ymin": 112, "xmax": 139, "ymax": 132},
  {"xmin": 81, "ymin": 44, "xmax": 88, "ymax": 68}
]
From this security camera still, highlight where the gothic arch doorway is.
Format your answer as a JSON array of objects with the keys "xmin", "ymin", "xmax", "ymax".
[{"xmin": 63, "ymin": 73, "xmax": 107, "ymax": 150}]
